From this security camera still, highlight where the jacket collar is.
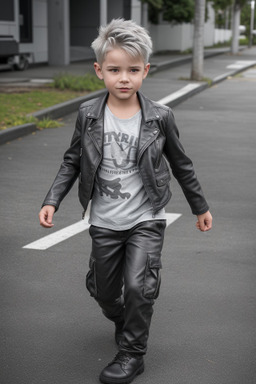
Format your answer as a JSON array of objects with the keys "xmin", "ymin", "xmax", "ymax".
[{"xmin": 86, "ymin": 91, "xmax": 161, "ymax": 123}]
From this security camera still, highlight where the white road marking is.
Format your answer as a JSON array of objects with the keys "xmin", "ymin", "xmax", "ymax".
[
  {"xmin": 226, "ymin": 60, "xmax": 256, "ymax": 69},
  {"xmin": 23, "ymin": 213, "xmax": 181, "ymax": 250},
  {"xmin": 157, "ymin": 83, "xmax": 204, "ymax": 106},
  {"xmin": 23, "ymin": 218, "xmax": 90, "ymax": 250},
  {"xmin": 165, "ymin": 213, "xmax": 182, "ymax": 226}
]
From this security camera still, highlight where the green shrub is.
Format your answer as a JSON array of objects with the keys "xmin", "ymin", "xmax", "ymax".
[
  {"xmin": 36, "ymin": 118, "xmax": 63, "ymax": 129},
  {"xmin": 206, "ymin": 39, "xmax": 232, "ymax": 49},
  {"xmin": 52, "ymin": 73, "xmax": 105, "ymax": 92},
  {"xmin": 239, "ymin": 37, "xmax": 249, "ymax": 45},
  {"xmin": 179, "ymin": 76, "xmax": 212, "ymax": 85}
]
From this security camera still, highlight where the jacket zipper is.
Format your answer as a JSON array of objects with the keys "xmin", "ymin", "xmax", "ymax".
[
  {"xmin": 82, "ymin": 155, "xmax": 102, "ymax": 219},
  {"xmin": 137, "ymin": 129, "xmax": 160, "ymax": 216},
  {"xmin": 81, "ymin": 124, "xmax": 102, "ymax": 219},
  {"xmin": 137, "ymin": 129, "xmax": 159, "ymax": 164},
  {"xmin": 154, "ymin": 139, "xmax": 161, "ymax": 170},
  {"xmin": 80, "ymin": 147, "xmax": 86, "ymax": 219}
]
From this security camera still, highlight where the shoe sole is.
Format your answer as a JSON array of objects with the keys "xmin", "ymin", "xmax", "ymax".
[{"xmin": 99, "ymin": 363, "xmax": 144, "ymax": 384}]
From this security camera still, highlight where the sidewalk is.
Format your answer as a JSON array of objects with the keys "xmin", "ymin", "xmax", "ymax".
[{"xmin": 0, "ymin": 46, "xmax": 255, "ymax": 145}]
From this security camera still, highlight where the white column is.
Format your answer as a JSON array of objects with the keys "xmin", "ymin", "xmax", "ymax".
[
  {"xmin": 141, "ymin": 2, "xmax": 148, "ymax": 28},
  {"xmin": 249, "ymin": 0, "xmax": 255, "ymax": 47},
  {"xmin": 231, "ymin": 3, "xmax": 240, "ymax": 54},
  {"xmin": 47, "ymin": 0, "xmax": 70, "ymax": 66},
  {"xmin": 131, "ymin": 0, "xmax": 141, "ymax": 24},
  {"xmin": 100, "ymin": 0, "xmax": 108, "ymax": 26}
]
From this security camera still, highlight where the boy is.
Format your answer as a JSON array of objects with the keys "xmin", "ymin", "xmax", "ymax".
[{"xmin": 39, "ymin": 19, "xmax": 212, "ymax": 384}]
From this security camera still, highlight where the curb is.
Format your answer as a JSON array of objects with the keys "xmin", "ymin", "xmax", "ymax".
[
  {"xmin": 1, "ymin": 56, "xmax": 255, "ymax": 145},
  {"xmin": 211, "ymin": 62, "xmax": 256, "ymax": 85},
  {"xmin": 158, "ymin": 83, "xmax": 209, "ymax": 108},
  {"xmin": 31, "ymin": 89, "xmax": 106, "ymax": 121},
  {"xmin": 0, "ymin": 123, "xmax": 38, "ymax": 145}
]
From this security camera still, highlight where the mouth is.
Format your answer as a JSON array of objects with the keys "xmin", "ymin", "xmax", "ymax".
[{"xmin": 118, "ymin": 88, "xmax": 131, "ymax": 92}]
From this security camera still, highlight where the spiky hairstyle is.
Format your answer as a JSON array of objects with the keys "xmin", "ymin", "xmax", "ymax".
[{"xmin": 91, "ymin": 18, "xmax": 152, "ymax": 65}]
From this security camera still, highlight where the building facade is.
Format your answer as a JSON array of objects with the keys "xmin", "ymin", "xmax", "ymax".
[
  {"xmin": 0, "ymin": 0, "xmax": 231, "ymax": 67},
  {"xmin": 0, "ymin": 0, "xmax": 146, "ymax": 65}
]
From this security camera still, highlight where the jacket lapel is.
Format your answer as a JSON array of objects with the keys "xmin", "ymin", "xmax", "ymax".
[
  {"xmin": 137, "ymin": 92, "xmax": 161, "ymax": 161},
  {"xmin": 85, "ymin": 92, "xmax": 108, "ymax": 154}
]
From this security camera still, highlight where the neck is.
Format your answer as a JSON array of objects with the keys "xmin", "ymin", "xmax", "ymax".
[{"xmin": 107, "ymin": 93, "xmax": 141, "ymax": 119}]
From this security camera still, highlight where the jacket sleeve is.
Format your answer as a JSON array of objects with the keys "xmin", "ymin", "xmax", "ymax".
[
  {"xmin": 163, "ymin": 108, "xmax": 209, "ymax": 215},
  {"xmin": 42, "ymin": 111, "xmax": 82, "ymax": 211}
]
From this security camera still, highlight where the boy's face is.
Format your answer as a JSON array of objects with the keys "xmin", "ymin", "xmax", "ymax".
[{"xmin": 94, "ymin": 48, "xmax": 150, "ymax": 105}]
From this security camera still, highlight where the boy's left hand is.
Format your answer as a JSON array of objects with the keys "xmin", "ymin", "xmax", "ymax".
[{"xmin": 196, "ymin": 210, "xmax": 212, "ymax": 232}]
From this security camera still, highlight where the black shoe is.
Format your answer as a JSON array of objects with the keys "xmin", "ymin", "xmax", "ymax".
[
  {"xmin": 115, "ymin": 320, "xmax": 124, "ymax": 345},
  {"xmin": 99, "ymin": 352, "xmax": 144, "ymax": 384}
]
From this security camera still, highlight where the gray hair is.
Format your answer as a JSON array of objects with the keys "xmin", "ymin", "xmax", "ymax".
[{"xmin": 91, "ymin": 18, "xmax": 152, "ymax": 65}]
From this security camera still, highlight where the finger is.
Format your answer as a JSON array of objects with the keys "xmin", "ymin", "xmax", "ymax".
[
  {"xmin": 199, "ymin": 219, "xmax": 212, "ymax": 232},
  {"xmin": 46, "ymin": 210, "xmax": 54, "ymax": 225},
  {"xmin": 196, "ymin": 218, "xmax": 205, "ymax": 232},
  {"xmin": 40, "ymin": 218, "xmax": 54, "ymax": 228},
  {"xmin": 204, "ymin": 219, "xmax": 212, "ymax": 231},
  {"xmin": 41, "ymin": 222, "xmax": 54, "ymax": 228}
]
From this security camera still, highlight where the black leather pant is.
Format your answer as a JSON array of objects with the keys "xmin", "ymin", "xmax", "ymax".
[{"xmin": 86, "ymin": 220, "xmax": 166, "ymax": 356}]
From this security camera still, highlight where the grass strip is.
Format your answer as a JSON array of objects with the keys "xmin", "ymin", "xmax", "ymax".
[
  {"xmin": 0, "ymin": 88, "xmax": 86, "ymax": 130},
  {"xmin": 0, "ymin": 72, "xmax": 105, "ymax": 130}
]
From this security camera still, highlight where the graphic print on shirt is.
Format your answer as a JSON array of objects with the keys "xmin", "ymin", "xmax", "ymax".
[
  {"xmin": 111, "ymin": 140, "xmax": 134, "ymax": 168},
  {"xmin": 97, "ymin": 130, "xmax": 138, "ymax": 200},
  {"xmin": 98, "ymin": 175, "xmax": 131, "ymax": 200}
]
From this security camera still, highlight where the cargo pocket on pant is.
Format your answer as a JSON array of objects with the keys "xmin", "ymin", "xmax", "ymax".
[
  {"xmin": 143, "ymin": 254, "xmax": 162, "ymax": 299},
  {"xmin": 85, "ymin": 256, "xmax": 97, "ymax": 298}
]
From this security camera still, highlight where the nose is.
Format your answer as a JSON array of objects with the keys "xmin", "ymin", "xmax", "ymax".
[{"xmin": 120, "ymin": 71, "xmax": 129, "ymax": 83}]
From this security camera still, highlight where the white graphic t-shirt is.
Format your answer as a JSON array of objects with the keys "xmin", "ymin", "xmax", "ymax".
[{"xmin": 89, "ymin": 105, "xmax": 165, "ymax": 230}]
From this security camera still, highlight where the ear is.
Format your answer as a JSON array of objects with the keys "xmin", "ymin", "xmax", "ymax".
[
  {"xmin": 94, "ymin": 62, "xmax": 104, "ymax": 80},
  {"xmin": 143, "ymin": 63, "xmax": 150, "ymax": 79}
]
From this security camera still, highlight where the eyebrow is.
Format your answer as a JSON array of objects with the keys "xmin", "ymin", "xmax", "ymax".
[{"xmin": 106, "ymin": 65, "xmax": 142, "ymax": 69}]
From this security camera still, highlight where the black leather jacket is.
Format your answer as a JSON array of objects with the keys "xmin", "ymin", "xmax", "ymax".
[{"xmin": 42, "ymin": 91, "xmax": 209, "ymax": 216}]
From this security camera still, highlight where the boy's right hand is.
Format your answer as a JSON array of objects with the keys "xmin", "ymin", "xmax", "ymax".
[{"xmin": 39, "ymin": 205, "xmax": 55, "ymax": 228}]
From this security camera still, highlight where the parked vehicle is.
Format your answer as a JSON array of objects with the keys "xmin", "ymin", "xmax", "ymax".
[{"xmin": 0, "ymin": 35, "xmax": 30, "ymax": 71}]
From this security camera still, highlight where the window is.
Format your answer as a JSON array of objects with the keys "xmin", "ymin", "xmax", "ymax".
[
  {"xmin": 19, "ymin": 0, "xmax": 33, "ymax": 43},
  {"xmin": 0, "ymin": 0, "xmax": 15, "ymax": 21}
]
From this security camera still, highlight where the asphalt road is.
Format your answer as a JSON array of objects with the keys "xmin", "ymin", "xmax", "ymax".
[{"xmin": 1, "ymin": 68, "xmax": 256, "ymax": 384}]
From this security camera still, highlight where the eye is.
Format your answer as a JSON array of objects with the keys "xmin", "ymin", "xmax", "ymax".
[
  {"xmin": 109, "ymin": 68, "xmax": 118, "ymax": 73},
  {"xmin": 130, "ymin": 68, "xmax": 139, "ymax": 73}
]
